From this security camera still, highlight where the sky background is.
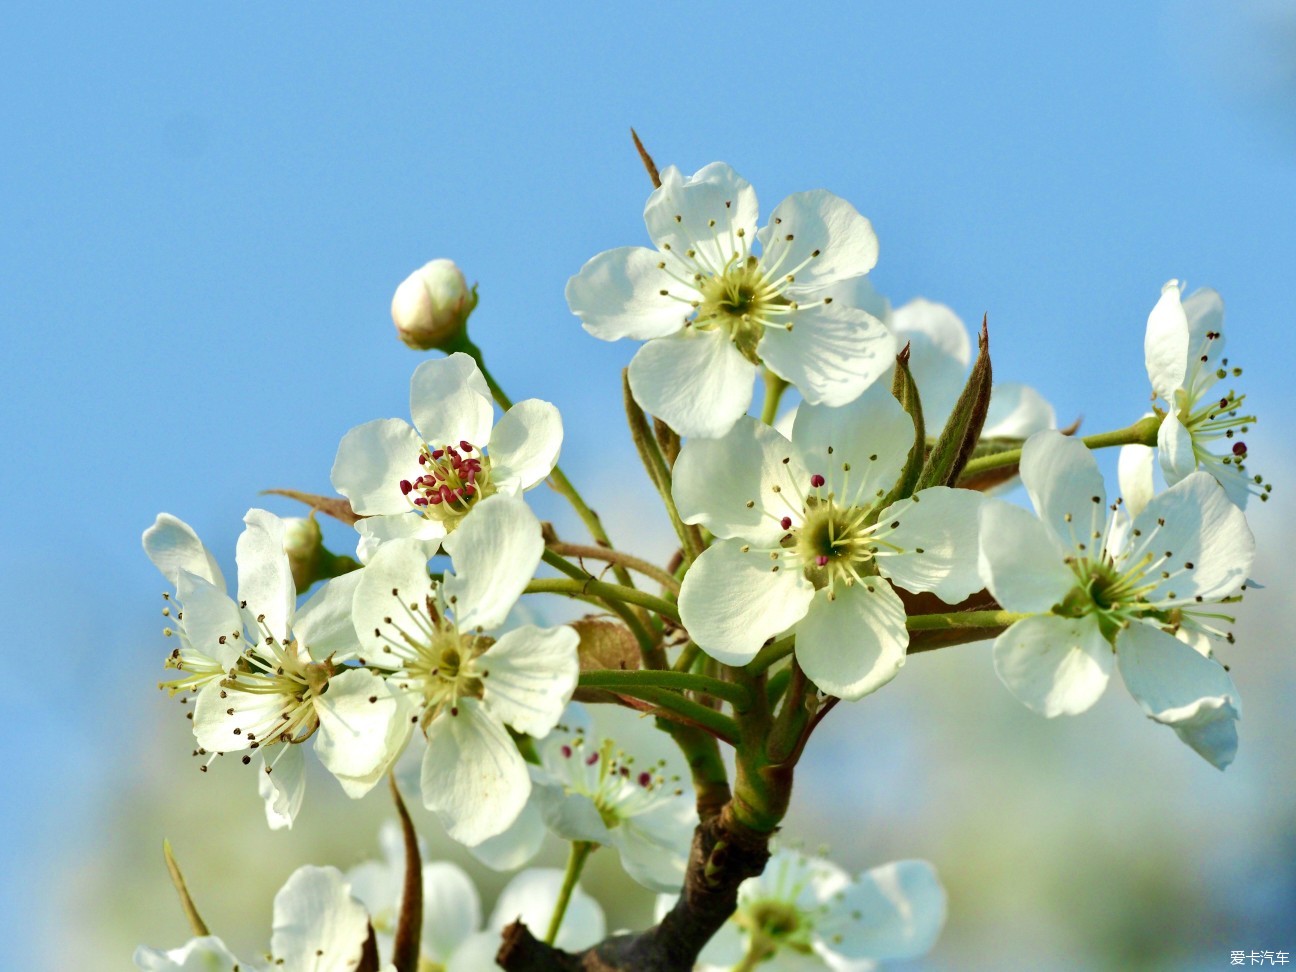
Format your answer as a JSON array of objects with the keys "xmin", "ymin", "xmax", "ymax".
[{"xmin": 2, "ymin": 2, "xmax": 1294, "ymax": 969}]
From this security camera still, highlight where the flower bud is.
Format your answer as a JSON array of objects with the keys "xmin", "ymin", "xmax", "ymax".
[
  {"xmin": 282, "ymin": 515, "xmax": 359, "ymax": 593},
  {"xmin": 391, "ymin": 258, "xmax": 476, "ymax": 351}
]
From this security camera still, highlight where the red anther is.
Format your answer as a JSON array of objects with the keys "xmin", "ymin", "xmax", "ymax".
[
  {"xmin": 459, "ymin": 440, "xmax": 473, "ymax": 452},
  {"xmin": 561, "ymin": 745, "xmax": 573, "ymax": 759},
  {"xmin": 1232, "ymin": 441, "xmax": 1247, "ymax": 456},
  {"xmin": 399, "ymin": 479, "xmax": 413, "ymax": 495},
  {"xmin": 464, "ymin": 469, "xmax": 477, "ymax": 485},
  {"xmin": 413, "ymin": 497, "xmax": 429, "ymax": 507},
  {"xmin": 815, "ymin": 554, "xmax": 829, "ymax": 567},
  {"xmin": 418, "ymin": 453, "xmax": 428, "ymax": 465},
  {"xmin": 427, "ymin": 493, "xmax": 442, "ymax": 505},
  {"xmin": 780, "ymin": 516, "xmax": 792, "ymax": 530},
  {"xmin": 585, "ymin": 752, "xmax": 599, "ymax": 766},
  {"xmin": 637, "ymin": 771, "xmax": 652, "ymax": 788},
  {"xmin": 440, "ymin": 485, "xmax": 455, "ymax": 503},
  {"xmin": 431, "ymin": 449, "xmax": 444, "ymax": 459},
  {"xmin": 810, "ymin": 473, "xmax": 826, "ymax": 488},
  {"xmin": 463, "ymin": 485, "xmax": 476, "ymax": 497},
  {"xmin": 1220, "ymin": 398, "xmax": 1229, "ymax": 409}
]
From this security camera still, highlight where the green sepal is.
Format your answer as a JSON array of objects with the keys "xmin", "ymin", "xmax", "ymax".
[
  {"xmin": 916, "ymin": 316, "xmax": 993, "ymax": 490},
  {"xmin": 388, "ymin": 776, "xmax": 423, "ymax": 972},
  {"xmin": 882, "ymin": 343, "xmax": 926, "ymax": 506}
]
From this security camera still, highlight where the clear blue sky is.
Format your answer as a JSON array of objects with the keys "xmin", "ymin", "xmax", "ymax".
[{"xmin": 2, "ymin": 3, "xmax": 1293, "ymax": 968}]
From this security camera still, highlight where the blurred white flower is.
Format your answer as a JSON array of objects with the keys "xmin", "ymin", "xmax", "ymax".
[
  {"xmin": 351, "ymin": 494, "xmax": 578, "ymax": 845},
  {"xmin": 980, "ymin": 430, "xmax": 1254, "ymax": 768},
  {"xmin": 659, "ymin": 850, "xmax": 946, "ymax": 971},
  {"xmin": 674, "ymin": 384, "xmax": 984, "ymax": 699},
  {"xmin": 135, "ymin": 866, "xmax": 378, "ymax": 972},
  {"xmin": 331, "ymin": 352, "xmax": 562, "ymax": 561},
  {"xmin": 567, "ymin": 162, "xmax": 894, "ymax": 439}
]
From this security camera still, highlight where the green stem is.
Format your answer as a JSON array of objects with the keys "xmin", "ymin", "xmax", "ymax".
[
  {"xmin": 615, "ymin": 686, "xmax": 740, "ymax": 745},
  {"xmin": 580, "ymin": 669, "xmax": 750, "ymax": 708},
  {"xmin": 456, "ymin": 337, "xmax": 639, "ymax": 591},
  {"xmin": 960, "ymin": 415, "xmax": 1161, "ymax": 478},
  {"xmin": 544, "ymin": 840, "xmax": 597, "ymax": 945},
  {"xmin": 760, "ymin": 369, "xmax": 789, "ymax": 426},
  {"xmin": 748, "ymin": 634, "xmax": 796, "ymax": 675},
  {"xmin": 548, "ymin": 541, "xmax": 680, "ymax": 592},
  {"xmin": 526, "ymin": 576, "xmax": 681, "ymax": 624},
  {"xmin": 672, "ymin": 641, "xmax": 701, "ymax": 673},
  {"xmin": 540, "ymin": 550, "xmax": 662, "ymax": 664},
  {"xmin": 623, "ymin": 370, "xmax": 702, "ymax": 564},
  {"xmin": 905, "ymin": 610, "xmax": 1029, "ymax": 631}
]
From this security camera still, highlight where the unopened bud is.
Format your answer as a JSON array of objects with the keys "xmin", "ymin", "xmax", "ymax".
[
  {"xmin": 391, "ymin": 258, "xmax": 476, "ymax": 351},
  {"xmin": 282, "ymin": 515, "xmax": 360, "ymax": 593}
]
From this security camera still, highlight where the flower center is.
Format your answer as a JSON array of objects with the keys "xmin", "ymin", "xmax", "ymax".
[
  {"xmin": 786, "ymin": 480, "xmax": 881, "ymax": 592},
  {"xmin": 549, "ymin": 727, "xmax": 682, "ymax": 830},
  {"xmin": 399, "ymin": 440, "xmax": 497, "ymax": 526},
  {"xmin": 693, "ymin": 256, "xmax": 784, "ymax": 363}
]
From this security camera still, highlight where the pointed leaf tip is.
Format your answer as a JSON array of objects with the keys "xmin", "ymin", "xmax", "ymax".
[
  {"xmin": 389, "ymin": 775, "xmax": 423, "ymax": 972},
  {"xmin": 631, "ymin": 128, "xmax": 662, "ymax": 189},
  {"xmin": 163, "ymin": 839, "xmax": 210, "ymax": 938}
]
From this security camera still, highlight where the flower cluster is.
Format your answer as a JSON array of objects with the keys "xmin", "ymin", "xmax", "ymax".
[{"xmin": 139, "ymin": 156, "xmax": 1265, "ymax": 971}]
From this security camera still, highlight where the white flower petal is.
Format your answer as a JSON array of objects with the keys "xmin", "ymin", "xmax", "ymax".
[
  {"xmin": 822, "ymin": 860, "xmax": 946, "ymax": 962},
  {"xmin": 193, "ymin": 679, "xmax": 282, "ymax": 753},
  {"xmin": 1145, "ymin": 281, "xmax": 1190, "ymax": 401},
  {"xmin": 294, "ymin": 571, "xmax": 364, "ymax": 662},
  {"xmin": 442, "ymin": 494, "xmax": 543, "ymax": 632},
  {"xmin": 565, "ymin": 245, "xmax": 692, "ymax": 341},
  {"xmin": 982, "ymin": 382, "xmax": 1057, "ymax": 439},
  {"xmin": 758, "ymin": 190, "xmax": 879, "ymax": 292},
  {"xmin": 332, "ymin": 418, "xmax": 426, "ymax": 517},
  {"xmin": 478, "ymin": 624, "xmax": 579, "ymax": 737},
  {"xmin": 422, "ymin": 861, "xmax": 483, "ymax": 961},
  {"xmin": 269, "ymin": 865, "xmax": 371, "ymax": 972},
  {"xmin": 672, "ymin": 416, "xmax": 807, "ymax": 545},
  {"xmin": 1157, "ymin": 408, "xmax": 1197, "ymax": 487},
  {"xmin": 1125, "ymin": 471, "xmax": 1254, "ymax": 603},
  {"xmin": 795, "ymin": 582, "xmax": 907, "ymax": 701},
  {"xmin": 532, "ymin": 775, "xmax": 613, "ymax": 845},
  {"xmin": 446, "ymin": 933, "xmax": 500, "ymax": 972},
  {"xmin": 488, "ymin": 868, "xmax": 607, "ymax": 951},
  {"xmin": 467, "ymin": 799, "xmax": 547, "ymax": 871},
  {"xmin": 175, "ymin": 571, "xmax": 245, "ymax": 668},
  {"xmin": 409, "ymin": 352, "xmax": 494, "ymax": 450},
  {"xmin": 260, "ymin": 743, "xmax": 306, "ymax": 830},
  {"xmin": 758, "ymin": 302, "xmax": 894, "ymax": 407},
  {"xmin": 679, "ymin": 539, "xmax": 815, "ymax": 666},
  {"xmin": 488, "ymin": 399, "xmax": 563, "ymax": 494},
  {"xmin": 314, "ymin": 669, "xmax": 411, "ymax": 798},
  {"xmin": 992, "ymin": 614, "xmax": 1112, "ymax": 717},
  {"xmin": 627, "ymin": 328, "xmax": 757, "ymax": 439},
  {"xmin": 422, "ymin": 699, "xmax": 530, "ymax": 846},
  {"xmin": 877, "ymin": 486, "xmax": 984, "ymax": 603},
  {"xmin": 1019, "ymin": 431, "xmax": 1106, "ymax": 549},
  {"xmin": 613, "ymin": 797, "xmax": 695, "ymax": 893},
  {"xmin": 236, "ymin": 509, "xmax": 296, "ymax": 643},
  {"xmin": 643, "ymin": 162, "xmax": 759, "ymax": 270},
  {"xmin": 354, "ymin": 513, "xmax": 445, "ymax": 565},
  {"xmin": 1117, "ymin": 621, "xmax": 1241, "ymax": 769},
  {"xmin": 351, "ymin": 538, "xmax": 436, "ymax": 669},
  {"xmin": 793, "ymin": 382, "xmax": 912, "ymax": 509},
  {"xmin": 978, "ymin": 500, "xmax": 1076, "ymax": 613},
  {"xmin": 1118, "ymin": 444, "xmax": 1156, "ymax": 519},
  {"xmin": 133, "ymin": 936, "xmax": 243, "ymax": 971},
  {"xmin": 887, "ymin": 298, "xmax": 970, "ymax": 429},
  {"xmin": 143, "ymin": 514, "xmax": 225, "ymax": 590}
]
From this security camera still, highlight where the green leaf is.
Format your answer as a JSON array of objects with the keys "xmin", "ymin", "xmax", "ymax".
[
  {"xmin": 916, "ymin": 316, "xmax": 992, "ymax": 490},
  {"xmin": 882, "ymin": 343, "xmax": 926, "ymax": 506}
]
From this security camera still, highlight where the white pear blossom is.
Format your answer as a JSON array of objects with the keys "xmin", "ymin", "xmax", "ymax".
[
  {"xmin": 1143, "ymin": 279, "xmax": 1265, "ymax": 508},
  {"xmin": 144, "ymin": 510, "xmax": 410, "ymax": 829},
  {"xmin": 347, "ymin": 826, "xmax": 606, "ymax": 968},
  {"xmin": 566, "ymin": 162, "xmax": 895, "ymax": 439},
  {"xmin": 331, "ymin": 352, "xmax": 563, "ymax": 561},
  {"xmin": 352, "ymin": 493, "xmax": 579, "ymax": 845},
  {"xmin": 658, "ymin": 850, "xmax": 946, "ymax": 971},
  {"xmin": 391, "ymin": 258, "xmax": 473, "ymax": 351},
  {"xmin": 135, "ymin": 866, "xmax": 380, "ymax": 972},
  {"xmin": 979, "ymin": 430, "xmax": 1254, "ymax": 768},
  {"xmin": 477, "ymin": 705, "xmax": 697, "ymax": 892},
  {"xmin": 674, "ymin": 383, "xmax": 985, "ymax": 699}
]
